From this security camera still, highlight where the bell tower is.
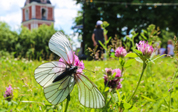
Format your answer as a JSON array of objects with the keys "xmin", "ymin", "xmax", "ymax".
[{"xmin": 22, "ymin": 0, "xmax": 54, "ymax": 30}]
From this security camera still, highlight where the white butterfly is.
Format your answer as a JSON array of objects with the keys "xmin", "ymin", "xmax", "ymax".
[{"xmin": 34, "ymin": 32, "xmax": 105, "ymax": 108}]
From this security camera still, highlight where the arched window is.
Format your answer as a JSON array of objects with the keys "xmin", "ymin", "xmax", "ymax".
[
  {"xmin": 41, "ymin": 8, "xmax": 47, "ymax": 20},
  {"xmin": 25, "ymin": 9, "xmax": 29, "ymax": 20}
]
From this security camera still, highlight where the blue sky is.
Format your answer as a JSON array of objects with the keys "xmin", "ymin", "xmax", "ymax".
[{"xmin": 0, "ymin": 0, "xmax": 81, "ymax": 34}]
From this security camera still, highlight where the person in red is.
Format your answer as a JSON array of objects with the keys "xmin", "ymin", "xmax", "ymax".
[{"xmin": 92, "ymin": 20, "xmax": 107, "ymax": 60}]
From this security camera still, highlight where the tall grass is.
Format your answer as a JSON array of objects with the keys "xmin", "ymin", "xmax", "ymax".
[{"xmin": 0, "ymin": 57, "xmax": 177, "ymax": 111}]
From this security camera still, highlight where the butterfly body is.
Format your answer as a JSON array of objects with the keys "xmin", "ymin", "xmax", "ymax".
[{"xmin": 53, "ymin": 66, "xmax": 78, "ymax": 83}]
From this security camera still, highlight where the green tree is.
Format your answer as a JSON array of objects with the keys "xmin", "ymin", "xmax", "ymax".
[
  {"xmin": 0, "ymin": 22, "xmax": 18, "ymax": 52},
  {"xmin": 74, "ymin": 0, "xmax": 178, "ymax": 54},
  {"xmin": 0, "ymin": 22, "xmax": 67, "ymax": 60}
]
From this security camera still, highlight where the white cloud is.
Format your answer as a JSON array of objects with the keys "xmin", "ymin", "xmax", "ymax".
[
  {"xmin": 0, "ymin": 0, "xmax": 24, "ymax": 30},
  {"xmin": 0, "ymin": 0, "xmax": 24, "ymax": 11},
  {"xmin": 51, "ymin": 0, "xmax": 81, "ymax": 34},
  {"xmin": 1, "ymin": 12, "xmax": 21, "ymax": 24},
  {"xmin": 51, "ymin": 0, "xmax": 81, "ymax": 9}
]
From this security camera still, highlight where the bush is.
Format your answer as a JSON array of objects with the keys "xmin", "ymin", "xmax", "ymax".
[{"xmin": 0, "ymin": 22, "xmax": 63, "ymax": 60}]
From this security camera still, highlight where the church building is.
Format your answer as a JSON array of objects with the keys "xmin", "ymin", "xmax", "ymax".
[{"xmin": 22, "ymin": 0, "xmax": 54, "ymax": 30}]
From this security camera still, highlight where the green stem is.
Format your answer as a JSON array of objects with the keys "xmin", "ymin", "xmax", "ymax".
[
  {"xmin": 169, "ymin": 92, "xmax": 171, "ymax": 112},
  {"xmin": 168, "ymin": 71, "xmax": 177, "ymax": 112},
  {"xmin": 53, "ymin": 105, "xmax": 57, "ymax": 112},
  {"xmin": 128, "ymin": 62, "xmax": 147, "ymax": 103},
  {"xmin": 120, "ymin": 57, "xmax": 124, "ymax": 76},
  {"xmin": 103, "ymin": 79, "xmax": 110, "ymax": 93},
  {"xmin": 121, "ymin": 65, "xmax": 124, "ymax": 76},
  {"xmin": 119, "ymin": 59, "xmax": 124, "ymax": 112},
  {"xmin": 64, "ymin": 95, "xmax": 70, "ymax": 112}
]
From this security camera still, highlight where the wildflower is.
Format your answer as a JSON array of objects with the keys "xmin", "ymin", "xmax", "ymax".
[
  {"xmin": 104, "ymin": 68, "xmax": 122, "ymax": 90},
  {"xmin": 112, "ymin": 68, "xmax": 122, "ymax": 77},
  {"xmin": 59, "ymin": 54, "xmax": 84, "ymax": 73},
  {"xmin": 168, "ymin": 88, "xmax": 173, "ymax": 92},
  {"xmin": 115, "ymin": 47, "xmax": 127, "ymax": 57},
  {"xmin": 4, "ymin": 85, "xmax": 13, "ymax": 101},
  {"xmin": 105, "ymin": 68, "xmax": 112, "ymax": 76},
  {"xmin": 116, "ymin": 82, "xmax": 122, "ymax": 89},
  {"xmin": 136, "ymin": 41, "xmax": 154, "ymax": 58}
]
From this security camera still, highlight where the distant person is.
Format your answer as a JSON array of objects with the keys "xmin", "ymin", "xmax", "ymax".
[
  {"xmin": 159, "ymin": 45, "xmax": 166, "ymax": 56},
  {"xmin": 154, "ymin": 42, "xmax": 160, "ymax": 55},
  {"xmin": 92, "ymin": 20, "xmax": 107, "ymax": 60},
  {"xmin": 110, "ymin": 48, "xmax": 115, "ymax": 58},
  {"xmin": 167, "ymin": 39, "xmax": 174, "ymax": 56}
]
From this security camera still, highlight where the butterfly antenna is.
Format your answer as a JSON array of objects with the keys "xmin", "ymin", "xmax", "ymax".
[
  {"xmin": 78, "ymin": 66, "xmax": 95, "ymax": 73},
  {"xmin": 83, "ymin": 68, "xmax": 95, "ymax": 73}
]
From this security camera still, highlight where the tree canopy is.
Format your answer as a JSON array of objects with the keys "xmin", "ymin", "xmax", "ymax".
[
  {"xmin": 0, "ymin": 22, "xmax": 65, "ymax": 60},
  {"xmin": 74, "ymin": 0, "xmax": 178, "ymax": 54}
]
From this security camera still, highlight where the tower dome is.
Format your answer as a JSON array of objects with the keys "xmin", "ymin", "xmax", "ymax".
[
  {"xmin": 25, "ymin": 0, "xmax": 51, "ymax": 6},
  {"xmin": 22, "ymin": 0, "xmax": 54, "ymax": 30}
]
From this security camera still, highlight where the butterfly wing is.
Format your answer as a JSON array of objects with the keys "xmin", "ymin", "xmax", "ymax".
[
  {"xmin": 76, "ymin": 74, "xmax": 105, "ymax": 108},
  {"xmin": 49, "ymin": 32, "xmax": 74, "ymax": 65},
  {"xmin": 34, "ymin": 61, "xmax": 75, "ymax": 105},
  {"xmin": 44, "ymin": 75, "xmax": 75, "ymax": 105},
  {"xmin": 34, "ymin": 61, "xmax": 67, "ymax": 87}
]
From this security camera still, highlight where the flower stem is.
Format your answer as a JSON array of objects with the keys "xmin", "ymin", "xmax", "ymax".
[
  {"xmin": 169, "ymin": 92, "xmax": 171, "ymax": 112},
  {"xmin": 121, "ymin": 65, "xmax": 124, "ymax": 76},
  {"xmin": 168, "ymin": 71, "xmax": 177, "ymax": 112},
  {"xmin": 64, "ymin": 94, "xmax": 70, "ymax": 112},
  {"xmin": 120, "ymin": 57, "xmax": 124, "ymax": 76},
  {"xmin": 53, "ymin": 105, "xmax": 57, "ymax": 112},
  {"xmin": 128, "ymin": 62, "xmax": 147, "ymax": 103}
]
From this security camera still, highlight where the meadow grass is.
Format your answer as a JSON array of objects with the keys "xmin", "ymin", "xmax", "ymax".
[{"xmin": 0, "ymin": 57, "xmax": 178, "ymax": 112}]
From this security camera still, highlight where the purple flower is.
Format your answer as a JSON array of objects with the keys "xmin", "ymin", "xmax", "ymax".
[
  {"xmin": 136, "ymin": 41, "xmax": 154, "ymax": 58},
  {"xmin": 104, "ymin": 68, "xmax": 122, "ymax": 90},
  {"xmin": 115, "ymin": 47, "xmax": 127, "ymax": 57},
  {"xmin": 112, "ymin": 69, "xmax": 121, "ymax": 77},
  {"xmin": 105, "ymin": 68, "xmax": 112, "ymax": 76},
  {"xmin": 104, "ymin": 75, "xmax": 108, "ymax": 83},
  {"xmin": 59, "ymin": 54, "xmax": 84, "ymax": 74},
  {"xmin": 116, "ymin": 82, "xmax": 122, "ymax": 89},
  {"xmin": 4, "ymin": 85, "xmax": 13, "ymax": 101}
]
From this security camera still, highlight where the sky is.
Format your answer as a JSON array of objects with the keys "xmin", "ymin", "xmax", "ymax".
[
  {"xmin": 0, "ymin": 0, "xmax": 81, "ymax": 49},
  {"xmin": 0, "ymin": 0, "xmax": 81, "ymax": 34}
]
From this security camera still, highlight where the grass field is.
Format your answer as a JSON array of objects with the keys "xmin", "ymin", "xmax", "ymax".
[{"xmin": 0, "ymin": 57, "xmax": 178, "ymax": 112}]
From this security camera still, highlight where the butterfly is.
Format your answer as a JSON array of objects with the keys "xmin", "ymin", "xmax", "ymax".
[{"xmin": 34, "ymin": 32, "xmax": 105, "ymax": 108}]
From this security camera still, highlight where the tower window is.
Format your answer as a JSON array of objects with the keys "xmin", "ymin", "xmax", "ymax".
[
  {"xmin": 25, "ymin": 9, "xmax": 29, "ymax": 20},
  {"xmin": 42, "ymin": 8, "xmax": 47, "ymax": 20}
]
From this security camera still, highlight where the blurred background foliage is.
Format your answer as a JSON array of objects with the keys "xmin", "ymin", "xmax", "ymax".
[
  {"xmin": 0, "ymin": 21, "xmax": 63, "ymax": 60},
  {"xmin": 74, "ymin": 0, "xmax": 178, "ymax": 55},
  {"xmin": 1, "ymin": 0, "xmax": 178, "ymax": 60},
  {"xmin": 0, "ymin": 20, "xmax": 175, "ymax": 60}
]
